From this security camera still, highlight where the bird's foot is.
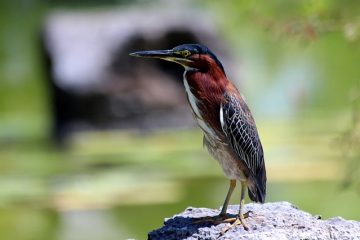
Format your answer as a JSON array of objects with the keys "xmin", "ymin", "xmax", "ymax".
[
  {"xmin": 220, "ymin": 211, "xmax": 252, "ymax": 235},
  {"xmin": 220, "ymin": 210, "xmax": 252, "ymax": 223}
]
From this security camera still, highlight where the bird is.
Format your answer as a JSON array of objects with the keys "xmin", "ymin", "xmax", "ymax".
[{"xmin": 130, "ymin": 44, "xmax": 266, "ymax": 230}]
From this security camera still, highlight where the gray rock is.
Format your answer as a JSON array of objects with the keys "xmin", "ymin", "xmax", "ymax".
[{"xmin": 148, "ymin": 202, "xmax": 360, "ymax": 240}]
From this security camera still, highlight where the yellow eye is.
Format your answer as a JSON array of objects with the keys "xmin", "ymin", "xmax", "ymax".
[{"xmin": 182, "ymin": 50, "xmax": 191, "ymax": 57}]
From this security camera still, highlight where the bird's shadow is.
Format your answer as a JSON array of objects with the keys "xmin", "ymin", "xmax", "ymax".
[{"xmin": 148, "ymin": 214, "xmax": 238, "ymax": 240}]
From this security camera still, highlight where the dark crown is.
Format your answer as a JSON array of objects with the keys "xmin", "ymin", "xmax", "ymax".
[{"xmin": 172, "ymin": 44, "xmax": 225, "ymax": 74}]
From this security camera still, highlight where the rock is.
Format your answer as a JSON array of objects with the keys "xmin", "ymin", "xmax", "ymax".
[{"xmin": 148, "ymin": 202, "xmax": 360, "ymax": 240}]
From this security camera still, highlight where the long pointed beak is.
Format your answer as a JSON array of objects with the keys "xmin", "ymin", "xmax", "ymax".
[{"xmin": 129, "ymin": 49, "xmax": 175, "ymax": 58}]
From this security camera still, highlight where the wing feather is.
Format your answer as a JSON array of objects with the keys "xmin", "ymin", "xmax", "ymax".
[
  {"xmin": 220, "ymin": 93, "xmax": 263, "ymax": 175},
  {"xmin": 220, "ymin": 93, "xmax": 266, "ymax": 202}
]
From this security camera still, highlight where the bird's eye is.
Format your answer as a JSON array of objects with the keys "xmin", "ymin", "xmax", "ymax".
[{"xmin": 182, "ymin": 50, "xmax": 191, "ymax": 57}]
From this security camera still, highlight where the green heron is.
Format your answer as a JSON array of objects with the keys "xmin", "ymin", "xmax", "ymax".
[{"xmin": 130, "ymin": 44, "xmax": 266, "ymax": 230}]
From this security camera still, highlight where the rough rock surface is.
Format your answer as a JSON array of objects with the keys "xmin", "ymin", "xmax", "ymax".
[{"xmin": 148, "ymin": 201, "xmax": 360, "ymax": 240}]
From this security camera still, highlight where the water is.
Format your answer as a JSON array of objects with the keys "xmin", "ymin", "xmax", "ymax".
[
  {"xmin": 0, "ymin": 118, "xmax": 359, "ymax": 240},
  {"xmin": 0, "ymin": 179, "xmax": 359, "ymax": 240}
]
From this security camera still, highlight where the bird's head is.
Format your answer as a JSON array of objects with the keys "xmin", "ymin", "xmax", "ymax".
[{"xmin": 130, "ymin": 43, "xmax": 225, "ymax": 75}]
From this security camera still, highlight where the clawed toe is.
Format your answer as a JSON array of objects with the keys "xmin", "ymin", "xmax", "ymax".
[
  {"xmin": 220, "ymin": 213, "xmax": 250, "ymax": 235},
  {"xmin": 193, "ymin": 210, "xmax": 254, "ymax": 236}
]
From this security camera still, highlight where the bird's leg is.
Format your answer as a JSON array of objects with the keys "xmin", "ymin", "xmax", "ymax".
[
  {"xmin": 193, "ymin": 179, "xmax": 236, "ymax": 224},
  {"xmin": 219, "ymin": 179, "xmax": 236, "ymax": 217},
  {"xmin": 237, "ymin": 181, "xmax": 249, "ymax": 229},
  {"xmin": 221, "ymin": 181, "xmax": 249, "ymax": 234}
]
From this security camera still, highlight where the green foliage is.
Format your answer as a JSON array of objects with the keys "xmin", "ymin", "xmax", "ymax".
[
  {"xmin": 201, "ymin": 0, "xmax": 360, "ymax": 113},
  {"xmin": 0, "ymin": 0, "xmax": 49, "ymax": 139},
  {"xmin": 339, "ymin": 91, "xmax": 360, "ymax": 189}
]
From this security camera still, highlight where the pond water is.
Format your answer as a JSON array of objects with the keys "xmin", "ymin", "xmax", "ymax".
[{"xmin": 0, "ymin": 118, "xmax": 359, "ymax": 240}]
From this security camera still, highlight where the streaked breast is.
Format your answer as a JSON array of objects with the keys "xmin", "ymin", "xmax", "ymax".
[{"xmin": 183, "ymin": 72, "xmax": 219, "ymax": 139}]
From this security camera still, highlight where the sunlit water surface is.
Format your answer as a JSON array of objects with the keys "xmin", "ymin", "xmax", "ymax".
[{"xmin": 0, "ymin": 118, "xmax": 359, "ymax": 240}]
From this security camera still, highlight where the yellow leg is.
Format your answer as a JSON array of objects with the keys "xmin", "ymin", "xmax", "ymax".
[
  {"xmin": 221, "ymin": 181, "xmax": 249, "ymax": 234},
  {"xmin": 220, "ymin": 179, "xmax": 236, "ymax": 216},
  {"xmin": 193, "ymin": 179, "xmax": 236, "ymax": 224},
  {"xmin": 238, "ymin": 181, "xmax": 249, "ymax": 230}
]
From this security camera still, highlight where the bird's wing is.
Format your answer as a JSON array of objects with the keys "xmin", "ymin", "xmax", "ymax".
[{"xmin": 220, "ymin": 93, "xmax": 264, "ymax": 176}]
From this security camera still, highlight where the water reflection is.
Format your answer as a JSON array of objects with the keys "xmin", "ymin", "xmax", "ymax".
[
  {"xmin": 0, "ymin": 207, "xmax": 58, "ymax": 240},
  {"xmin": 58, "ymin": 210, "xmax": 122, "ymax": 240},
  {"xmin": 0, "ymin": 118, "xmax": 359, "ymax": 239}
]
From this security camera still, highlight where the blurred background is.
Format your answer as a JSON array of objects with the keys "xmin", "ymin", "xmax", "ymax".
[{"xmin": 1, "ymin": 0, "xmax": 360, "ymax": 239}]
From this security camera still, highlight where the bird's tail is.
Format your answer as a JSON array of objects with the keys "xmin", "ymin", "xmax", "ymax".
[{"xmin": 248, "ymin": 162, "xmax": 267, "ymax": 203}]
